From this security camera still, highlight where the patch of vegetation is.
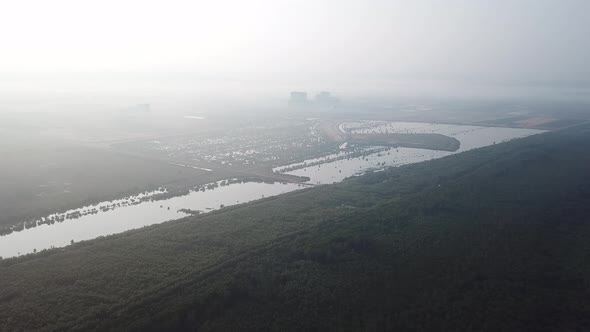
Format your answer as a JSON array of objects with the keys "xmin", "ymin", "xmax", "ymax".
[{"xmin": 349, "ymin": 132, "xmax": 461, "ymax": 151}]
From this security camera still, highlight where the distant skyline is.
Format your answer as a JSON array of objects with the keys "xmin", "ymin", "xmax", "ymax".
[{"xmin": 1, "ymin": 0, "xmax": 590, "ymax": 100}]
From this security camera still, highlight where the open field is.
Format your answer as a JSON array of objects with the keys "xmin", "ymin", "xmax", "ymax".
[
  {"xmin": 0, "ymin": 99, "xmax": 574, "ymax": 237},
  {"xmin": 0, "ymin": 142, "xmax": 230, "ymax": 228},
  {"xmin": 0, "ymin": 107, "xmax": 546, "ymax": 232},
  {"xmin": 327, "ymin": 98, "xmax": 590, "ymax": 130},
  {"xmin": 111, "ymin": 118, "xmax": 334, "ymax": 169},
  {"xmin": 0, "ymin": 114, "xmax": 322, "ymax": 230},
  {"xmin": 0, "ymin": 117, "xmax": 543, "ymax": 251}
]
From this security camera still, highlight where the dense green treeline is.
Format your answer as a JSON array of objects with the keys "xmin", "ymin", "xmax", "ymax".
[{"xmin": 1, "ymin": 124, "xmax": 590, "ymax": 331}]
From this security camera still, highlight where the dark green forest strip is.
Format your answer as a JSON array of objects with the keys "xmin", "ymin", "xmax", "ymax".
[{"xmin": 2, "ymin": 125, "xmax": 590, "ymax": 331}]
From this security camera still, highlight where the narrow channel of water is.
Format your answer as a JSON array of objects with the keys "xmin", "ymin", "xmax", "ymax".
[
  {"xmin": 0, "ymin": 181, "xmax": 302, "ymax": 258},
  {"xmin": 283, "ymin": 122, "xmax": 545, "ymax": 184},
  {"xmin": 285, "ymin": 147, "xmax": 449, "ymax": 184},
  {"xmin": 0, "ymin": 122, "xmax": 546, "ymax": 258}
]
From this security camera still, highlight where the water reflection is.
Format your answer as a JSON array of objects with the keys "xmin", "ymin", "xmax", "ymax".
[
  {"xmin": 282, "ymin": 122, "xmax": 545, "ymax": 184},
  {"xmin": 0, "ymin": 122, "xmax": 545, "ymax": 258},
  {"xmin": 0, "ymin": 181, "xmax": 301, "ymax": 258}
]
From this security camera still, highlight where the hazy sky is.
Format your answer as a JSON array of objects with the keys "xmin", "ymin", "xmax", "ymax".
[{"xmin": 1, "ymin": 0, "xmax": 590, "ymax": 98}]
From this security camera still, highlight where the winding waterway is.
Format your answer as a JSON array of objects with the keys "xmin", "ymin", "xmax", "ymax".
[
  {"xmin": 0, "ymin": 182, "xmax": 302, "ymax": 258},
  {"xmin": 283, "ymin": 122, "xmax": 544, "ymax": 184},
  {"xmin": 0, "ymin": 122, "xmax": 545, "ymax": 258}
]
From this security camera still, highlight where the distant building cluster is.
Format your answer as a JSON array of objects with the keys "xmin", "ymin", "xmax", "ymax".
[
  {"xmin": 289, "ymin": 91, "xmax": 309, "ymax": 105},
  {"xmin": 288, "ymin": 91, "xmax": 339, "ymax": 108},
  {"xmin": 314, "ymin": 91, "xmax": 339, "ymax": 106}
]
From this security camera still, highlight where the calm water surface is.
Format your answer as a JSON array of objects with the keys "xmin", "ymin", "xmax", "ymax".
[
  {"xmin": 0, "ymin": 181, "xmax": 301, "ymax": 258},
  {"xmin": 0, "ymin": 122, "xmax": 545, "ymax": 258}
]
